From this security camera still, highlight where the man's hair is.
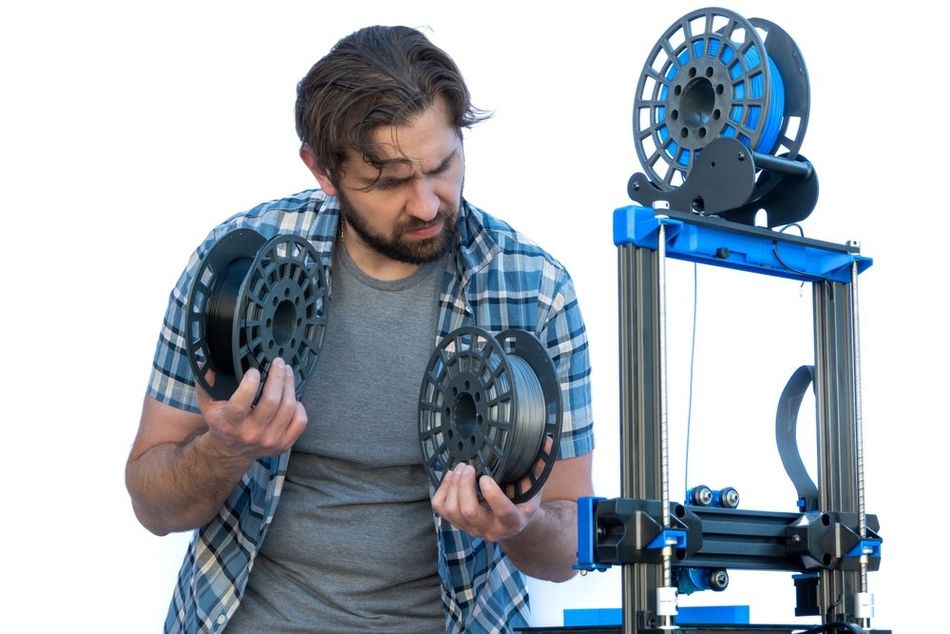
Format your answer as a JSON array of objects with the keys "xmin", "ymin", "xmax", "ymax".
[{"xmin": 295, "ymin": 25, "xmax": 489, "ymax": 183}]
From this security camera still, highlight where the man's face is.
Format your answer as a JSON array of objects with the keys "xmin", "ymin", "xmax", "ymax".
[{"xmin": 325, "ymin": 98, "xmax": 465, "ymax": 265}]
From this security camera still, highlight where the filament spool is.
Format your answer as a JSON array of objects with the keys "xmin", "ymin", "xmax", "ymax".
[
  {"xmin": 418, "ymin": 327, "xmax": 563, "ymax": 503},
  {"xmin": 185, "ymin": 229, "xmax": 328, "ymax": 402},
  {"xmin": 632, "ymin": 7, "xmax": 810, "ymax": 192}
]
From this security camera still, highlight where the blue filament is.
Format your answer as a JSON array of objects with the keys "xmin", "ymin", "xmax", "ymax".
[{"xmin": 654, "ymin": 34, "xmax": 785, "ymax": 167}]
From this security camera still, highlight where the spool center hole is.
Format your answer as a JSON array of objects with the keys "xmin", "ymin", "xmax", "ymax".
[
  {"xmin": 681, "ymin": 77, "xmax": 715, "ymax": 127},
  {"xmin": 272, "ymin": 299, "xmax": 295, "ymax": 345},
  {"xmin": 452, "ymin": 392, "xmax": 477, "ymax": 440}
]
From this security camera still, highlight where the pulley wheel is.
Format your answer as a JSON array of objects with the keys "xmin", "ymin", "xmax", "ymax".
[
  {"xmin": 185, "ymin": 229, "xmax": 328, "ymax": 402},
  {"xmin": 633, "ymin": 7, "xmax": 789, "ymax": 189},
  {"xmin": 418, "ymin": 326, "xmax": 563, "ymax": 503}
]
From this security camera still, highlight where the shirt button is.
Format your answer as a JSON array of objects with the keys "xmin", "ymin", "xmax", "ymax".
[{"xmin": 216, "ymin": 614, "xmax": 227, "ymax": 625}]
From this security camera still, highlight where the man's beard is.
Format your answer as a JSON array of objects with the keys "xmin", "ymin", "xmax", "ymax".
[{"xmin": 338, "ymin": 192, "xmax": 460, "ymax": 265}]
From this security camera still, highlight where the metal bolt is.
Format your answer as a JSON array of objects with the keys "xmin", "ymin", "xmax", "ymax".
[
  {"xmin": 709, "ymin": 569, "xmax": 729, "ymax": 591},
  {"xmin": 721, "ymin": 487, "xmax": 740, "ymax": 508},
  {"xmin": 693, "ymin": 486, "xmax": 713, "ymax": 506},
  {"xmin": 737, "ymin": 151, "xmax": 746, "ymax": 161}
]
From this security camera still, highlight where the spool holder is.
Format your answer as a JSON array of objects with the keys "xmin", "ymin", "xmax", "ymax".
[
  {"xmin": 629, "ymin": 7, "xmax": 816, "ymax": 227},
  {"xmin": 185, "ymin": 229, "xmax": 328, "ymax": 402},
  {"xmin": 418, "ymin": 326, "xmax": 563, "ymax": 504}
]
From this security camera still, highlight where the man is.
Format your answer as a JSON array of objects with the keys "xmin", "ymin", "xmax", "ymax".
[{"xmin": 126, "ymin": 25, "xmax": 594, "ymax": 633}]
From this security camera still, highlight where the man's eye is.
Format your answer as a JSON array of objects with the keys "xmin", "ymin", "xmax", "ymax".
[{"xmin": 376, "ymin": 179, "xmax": 402, "ymax": 190}]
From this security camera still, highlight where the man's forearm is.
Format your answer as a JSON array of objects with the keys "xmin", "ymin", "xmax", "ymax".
[
  {"xmin": 126, "ymin": 433, "xmax": 254, "ymax": 536},
  {"xmin": 499, "ymin": 499, "xmax": 579, "ymax": 582}
]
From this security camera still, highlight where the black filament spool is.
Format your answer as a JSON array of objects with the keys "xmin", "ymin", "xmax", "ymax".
[
  {"xmin": 418, "ymin": 326, "xmax": 563, "ymax": 504},
  {"xmin": 185, "ymin": 229, "xmax": 328, "ymax": 402}
]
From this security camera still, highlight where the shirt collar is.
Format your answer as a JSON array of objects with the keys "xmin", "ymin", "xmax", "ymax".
[{"xmin": 453, "ymin": 198, "xmax": 500, "ymax": 287}]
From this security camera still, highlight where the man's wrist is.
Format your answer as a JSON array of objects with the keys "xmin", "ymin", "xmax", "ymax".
[{"xmin": 194, "ymin": 430, "xmax": 256, "ymax": 470}]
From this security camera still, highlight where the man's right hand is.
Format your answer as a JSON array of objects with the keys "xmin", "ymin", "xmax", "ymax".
[
  {"xmin": 198, "ymin": 357, "xmax": 309, "ymax": 461},
  {"xmin": 127, "ymin": 357, "xmax": 308, "ymax": 535}
]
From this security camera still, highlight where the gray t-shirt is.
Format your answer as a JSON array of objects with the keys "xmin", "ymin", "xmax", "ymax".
[{"xmin": 227, "ymin": 244, "xmax": 446, "ymax": 633}]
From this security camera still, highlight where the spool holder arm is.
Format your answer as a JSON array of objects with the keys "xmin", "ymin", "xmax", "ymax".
[{"xmin": 751, "ymin": 150, "xmax": 813, "ymax": 180}]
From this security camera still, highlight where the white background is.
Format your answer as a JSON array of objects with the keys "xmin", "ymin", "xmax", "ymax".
[{"xmin": 2, "ymin": 1, "xmax": 945, "ymax": 631}]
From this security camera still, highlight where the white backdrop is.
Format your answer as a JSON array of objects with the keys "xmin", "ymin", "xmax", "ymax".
[{"xmin": 2, "ymin": 1, "xmax": 945, "ymax": 631}]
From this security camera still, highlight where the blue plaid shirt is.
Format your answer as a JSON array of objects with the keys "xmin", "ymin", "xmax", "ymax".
[{"xmin": 148, "ymin": 189, "xmax": 594, "ymax": 633}]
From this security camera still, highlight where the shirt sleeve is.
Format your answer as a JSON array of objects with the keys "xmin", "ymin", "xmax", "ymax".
[
  {"xmin": 145, "ymin": 215, "xmax": 243, "ymax": 414},
  {"xmin": 538, "ymin": 266, "xmax": 594, "ymax": 460},
  {"xmin": 145, "ymin": 244, "xmax": 205, "ymax": 414}
]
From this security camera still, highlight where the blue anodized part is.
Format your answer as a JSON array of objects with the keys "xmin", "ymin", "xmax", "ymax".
[
  {"xmin": 647, "ymin": 528, "xmax": 687, "ymax": 550},
  {"xmin": 845, "ymin": 538, "xmax": 882, "ymax": 559},
  {"xmin": 678, "ymin": 567, "xmax": 716, "ymax": 594},
  {"xmin": 574, "ymin": 496, "xmax": 610, "ymax": 572},
  {"xmin": 612, "ymin": 205, "xmax": 872, "ymax": 284}
]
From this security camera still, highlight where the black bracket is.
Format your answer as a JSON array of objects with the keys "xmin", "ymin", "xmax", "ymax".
[
  {"xmin": 628, "ymin": 137, "xmax": 819, "ymax": 228},
  {"xmin": 589, "ymin": 497, "xmax": 881, "ymax": 573}
]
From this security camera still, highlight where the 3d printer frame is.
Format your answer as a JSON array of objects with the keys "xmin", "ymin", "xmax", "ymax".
[{"xmin": 576, "ymin": 206, "xmax": 884, "ymax": 634}]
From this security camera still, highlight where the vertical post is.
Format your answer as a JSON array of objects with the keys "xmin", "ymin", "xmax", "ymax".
[
  {"xmin": 812, "ymin": 279, "xmax": 862, "ymax": 622},
  {"xmin": 849, "ymin": 259, "xmax": 873, "ymax": 629},
  {"xmin": 618, "ymin": 244, "xmax": 664, "ymax": 633}
]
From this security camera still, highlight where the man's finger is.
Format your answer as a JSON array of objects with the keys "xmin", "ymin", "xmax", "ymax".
[
  {"xmin": 249, "ymin": 358, "xmax": 287, "ymax": 422},
  {"xmin": 456, "ymin": 464, "xmax": 485, "ymax": 523},
  {"xmin": 438, "ymin": 469, "xmax": 459, "ymax": 517},
  {"xmin": 278, "ymin": 363, "xmax": 298, "ymax": 425},
  {"xmin": 282, "ymin": 401, "xmax": 309, "ymax": 449},
  {"xmin": 480, "ymin": 474, "xmax": 517, "ymax": 518},
  {"xmin": 222, "ymin": 367, "xmax": 262, "ymax": 425},
  {"xmin": 262, "ymin": 363, "xmax": 300, "ymax": 449}
]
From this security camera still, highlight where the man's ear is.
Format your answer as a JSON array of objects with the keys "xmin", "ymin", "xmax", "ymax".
[{"xmin": 299, "ymin": 145, "xmax": 338, "ymax": 196}]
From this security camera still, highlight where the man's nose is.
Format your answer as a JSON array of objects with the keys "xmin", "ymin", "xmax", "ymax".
[{"xmin": 405, "ymin": 177, "xmax": 440, "ymax": 221}]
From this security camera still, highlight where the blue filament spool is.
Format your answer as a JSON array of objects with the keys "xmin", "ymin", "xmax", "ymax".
[{"xmin": 634, "ymin": 7, "xmax": 809, "ymax": 191}]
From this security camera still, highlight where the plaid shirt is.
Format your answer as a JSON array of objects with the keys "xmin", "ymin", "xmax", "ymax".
[{"xmin": 148, "ymin": 189, "xmax": 594, "ymax": 633}]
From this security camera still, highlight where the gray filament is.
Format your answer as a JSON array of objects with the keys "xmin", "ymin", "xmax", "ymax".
[{"xmin": 499, "ymin": 355, "xmax": 548, "ymax": 483}]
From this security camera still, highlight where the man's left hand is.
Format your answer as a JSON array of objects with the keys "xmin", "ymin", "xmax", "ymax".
[{"xmin": 430, "ymin": 438, "xmax": 552, "ymax": 542}]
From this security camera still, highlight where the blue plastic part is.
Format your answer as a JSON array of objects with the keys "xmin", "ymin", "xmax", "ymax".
[
  {"xmin": 564, "ymin": 608, "xmax": 622, "ymax": 626},
  {"xmin": 846, "ymin": 538, "xmax": 882, "ymax": 559},
  {"xmin": 563, "ymin": 606, "xmax": 750, "ymax": 626},
  {"xmin": 574, "ymin": 496, "xmax": 610, "ymax": 572},
  {"xmin": 677, "ymin": 567, "xmax": 713, "ymax": 594},
  {"xmin": 677, "ymin": 605, "xmax": 751, "ymax": 625},
  {"xmin": 613, "ymin": 205, "xmax": 873, "ymax": 284},
  {"xmin": 647, "ymin": 528, "xmax": 688, "ymax": 550}
]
